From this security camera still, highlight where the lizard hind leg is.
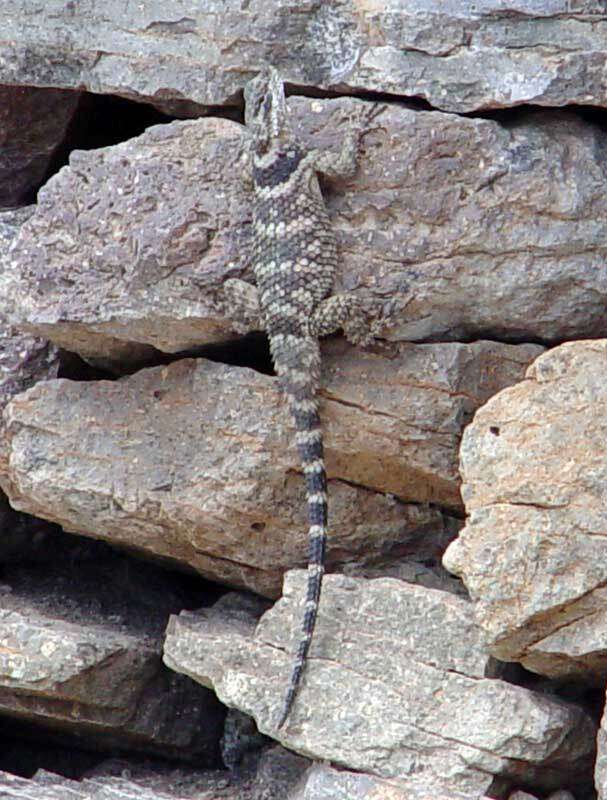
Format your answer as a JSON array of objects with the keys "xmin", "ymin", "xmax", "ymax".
[{"xmin": 309, "ymin": 292, "xmax": 380, "ymax": 347}]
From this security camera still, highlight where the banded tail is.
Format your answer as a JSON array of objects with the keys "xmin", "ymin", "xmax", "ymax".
[{"xmin": 272, "ymin": 335, "xmax": 327, "ymax": 729}]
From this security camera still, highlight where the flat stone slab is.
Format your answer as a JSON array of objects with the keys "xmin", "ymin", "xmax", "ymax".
[
  {"xmin": 164, "ymin": 574, "xmax": 595, "ymax": 796},
  {"xmin": 0, "ymin": 553, "xmax": 224, "ymax": 762},
  {"xmin": 0, "ymin": 339, "xmax": 538, "ymax": 595},
  {"xmin": 6, "ymin": 102, "xmax": 607, "ymax": 368},
  {"xmin": 1, "ymin": 2, "xmax": 606, "ymax": 113}
]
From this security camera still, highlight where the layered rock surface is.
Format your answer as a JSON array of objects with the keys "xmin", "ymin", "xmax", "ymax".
[
  {"xmin": 164, "ymin": 574, "xmax": 595, "ymax": 797},
  {"xmin": 0, "ymin": 207, "xmax": 63, "ymax": 560},
  {"xmin": 5, "ymin": 102, "xmax": 607, "ymax": 370},
  {"xmin": 1, "ymin": 1, "xmax": 606, "ymax": 114},
  {"xmin": 291, "ymin": 762, "xmax": 493, "ymax": 800},
  {"xmin": 0, "ymin": 340, "xmax": 541, "ymax": 596},
  {"xmin": 444, "ymin": 340, "xmax": 607, "ymax": 684},
  {"xmin": 0, "ymin": 552, "xmax": 223, "ymax": 761}
]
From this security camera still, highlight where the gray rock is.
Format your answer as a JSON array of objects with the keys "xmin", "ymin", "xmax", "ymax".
[
  {"xmin": 0, "ymin": 86, "xmax": 80, "ymax": 208},
  {"xmin": 251, "ymin": 746, "xmax": 311, "ymax": 800},
  {"xmin": 0, "ymin": 339, "xmax": 537, "ymax": 595},
  {"xmin": 0, "ymin": 206, "xmax": 58, "ymax": 438},
  {"xmin": 507, "ymin": 793, "xmax": 539, "ymax": 800},
  {"xmin": 163, "ymin": 575, "xmax": 595, "ymax": 795},
  {"xmin": 1, "ymin": 2, "xmax": 607, "ymax": 113},
  {"xmin": 0, "ymin": 206, "xmax": 62, "ymax": 560},
  {"xmin": 6, "ymin": 103, "xmax": 607, "ymax": 367},
  {"xmin": 443, "ymin": 340, "xmax": 607, "ymax": 683},
  {"xmin": 0, "ymin": 553, "xmax": 224, "ymax": 761},
  {"xmin": 0, "ymin": 764, "xmax": 237, "ymax": 799},
  {"xmin": 291, "ymin": 763, "xmax": 493, "ymax": 800}
]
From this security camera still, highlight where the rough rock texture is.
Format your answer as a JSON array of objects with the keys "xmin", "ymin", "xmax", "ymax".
[
  {"xmin": 444, "ymin": 340, "xmax": 607, "ymax": 683},
  {"xmin": 291, "ymin": 763, "xmax": 493, "ymax": 800},
  {"xmin": 0, "ymin": 86, "xmax": 80, "ymax": 208},
  {"xmin": 0, "ymin": 206, "xmax": 62, "ymax": 559},
  {"xmin": 0, "ymin": 339, "xmax": 540, "ymax": 595},
  {"xmin": 4, "ymin": 117, "xmax": 244, "ymax": 370},
  {"xmin": 598, "ymin": 703, "xmax": 607, "ymax": 800},
  {"xmin": 6, "ymin": 103, "xmax": 607, "ymax": 368},
  {"xmin": 251, "ymin": 745, "xmax": 311, "ymax": 800},
  {"xmin": 1, "ymin": 2, "xmax": 606, "ymax": 114},
  {"xmin": 0, "ymin": 765, "xmax": 236, "ymax": 800},
  {"xmin": 0, "ymin": 206, "xmax": 59, "ymax": 427},
  {"xmin": 0, "ymin": 552, "xmax": 224, "ymax": 761},
  {"xmin": 507, "ymin": 794, "xmax": 574, "ymax": 800},
  {"xmin": 163, "ymin": 576, "xmax": 595, "ymax": 796}
]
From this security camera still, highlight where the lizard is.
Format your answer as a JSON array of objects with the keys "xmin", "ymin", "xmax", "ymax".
[{"xmin": 223, "ymin": 67, "xmax": 381, "ymax": 729}]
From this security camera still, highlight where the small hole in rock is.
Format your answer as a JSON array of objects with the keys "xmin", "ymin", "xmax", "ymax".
[
  {"xmin": 251, "ymin": 522, "xmax": 266, "ymax": 532},
  {"xmin": 489, "ymin": 426, "xmax": 500, "ymax": 436}
]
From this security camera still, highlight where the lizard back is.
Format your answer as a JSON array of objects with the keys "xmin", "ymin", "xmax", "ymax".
[{"xmin": 245, "ymin": 68, "xmax": 334, "ymax": 728}]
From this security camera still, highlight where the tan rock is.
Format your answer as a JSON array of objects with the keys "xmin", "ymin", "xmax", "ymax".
[
  {"xmin": 0, "ymin": 339, "xmax": 538, "ymax": 594},
  {"xmin": 163, "ymin": 574, "xmax": 595, "ymax": 796},
  {"xmin": 444, "ymin": 340, "xmax": 607, "ymax": 682},
  {"xmin": 5, "ymin": 102, "xmax": 605, "ymax": 368}
]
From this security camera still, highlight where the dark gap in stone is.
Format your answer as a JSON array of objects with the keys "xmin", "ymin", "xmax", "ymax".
[
  {"xmin": 0, "ymin": 718, "xmax": 231, "ymax": 780},
  {"xmin": 465, "ymin": 101, "xmax": 607, "ymax": 131},
  {"xmin": 0, "ymin": 723, "xmax": 106, "ymax": 779},
  {"xmin": 57, "ymin": 349, "xmax": 117, "ymax": 381},
  {"xmin": 189, "ymin": 332, "xmax": 274, "ymax": 375},
  {"xmin": 0, "ymin": 533, "xmax": 227, "ymax": 637},
  {"xmin": 415, "ymin": 328, "xmax": 552, "ymax": 348},
  {"xmin": 55, "ymin": 331, "xmax": 275, "ymax": 382},
  {"xmin": 25, "ymin": 91, "xmax": 178, "ymax": 205},
  {"xmin": 0, "ymin": 502, "xmax": 95, "ymax": 566},
  {"xmin": 483, "ymin": 665, "xmax": 599, "ymax": 799},
  {"xmin": 284, "ymin": 81, "xmax": 435, "ymax": 112}
]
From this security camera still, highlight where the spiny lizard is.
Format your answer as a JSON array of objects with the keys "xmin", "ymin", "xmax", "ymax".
[{"xmin": 224, "ymin": 67, "xmax": 380, "ymax": 729}]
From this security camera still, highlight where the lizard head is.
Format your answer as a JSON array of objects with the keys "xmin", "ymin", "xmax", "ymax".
[{"xmin": 244, "ymin": 66, "xmax": 290, "ymax": 151}]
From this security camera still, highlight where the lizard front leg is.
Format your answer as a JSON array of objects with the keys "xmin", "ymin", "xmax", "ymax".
[
  {"xmin": 306, "ymin": 103, "xmax": 383, "ymax": 180},
  {"xmin": 221, "ymin": 278, "xmax": 262, "ymax": 333}
]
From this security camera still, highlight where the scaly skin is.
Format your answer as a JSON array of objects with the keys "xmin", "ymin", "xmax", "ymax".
[{"xmin": 224, "ymin": 67, "xmax": 378, "ymax": 728}]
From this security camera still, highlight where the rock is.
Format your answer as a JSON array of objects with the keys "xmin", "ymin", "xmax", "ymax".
[
  {"xmin": 291, "ymin": 763, "xmax": 492, "ymax": 800},
  {"xmin": 507, "ymin": 793, "xmax": 538, "ymax": 800},
  {"xmin": 0, "ymin": 764, "xmax": 236, "ymax": 799},
  {"xmin": 0, "ymin": 206, "xmax": 59, "ymax": 441},
  {"xmin": 443, "ymin": 340, "xmax": 607, "ymax": 683},
  {"xmin": 6, "ymin": 103, "xmax": 607, "ymax": 367},
  {"xmin": 251, "ymin": 745, "xmax": 311, "ymax": 800},
  {"xmin": 1, "ymin": 2, "xmax": 606, "ymax": 114},
  {"xmin": 220, "ymin": 709, "xmax": 270, "ymax": 773},
  {"xmin": 596, "ymin": 690, "xmax": 607, "ymax": 800},
  {"xmin": 0, "ymin": 206, "xmax": 62, "ymax": 560},
  {"xmin": 163, "ymin": 575, "xmax": 595, "ymax": 795},
  {"xmin": 0, "ymin": 339, "xmax": 538, "ymax": 595},
  {"xmin": 0, "ymin": 86, "xmax": 80, "ymax": 208},
  {"xmin": 4, "ymin": 117, "xmax": 243, "ymax": 371},
  {"xmin": 0, "ymin": 552, "xmax": 224, "ymax": 761}
]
